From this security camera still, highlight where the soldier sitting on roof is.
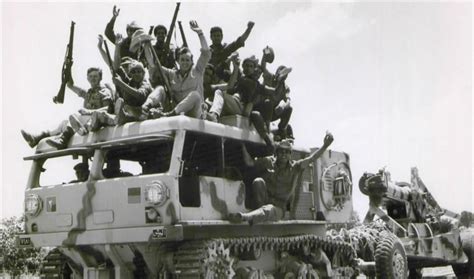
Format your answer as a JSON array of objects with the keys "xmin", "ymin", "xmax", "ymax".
[
  {"xmin": 21, "ymin": 67, "xmax": 112, "ymax": 149},
  {"xmin": 220, "ymin": 55, "xmax": 278, "ymax": 150},
  {"xmin": 205, "ymin": 53, "xmax": 245, "ymax": 122},
  {"xmin": 69, "ymin": 162, "xmax": 90, "ymax": 183},
  {"xmin": 261, "ymin": 46, "xmax": 294, "ymax": 141},
  {"xmin": 139, "ymin": 20, "xmax": 211, "ymax": 119},
  {"xmin": 228, "ymin": 133, "xmax": 333, "ymax": 225},
  {"xmin": 113, "ymin": 60, "xmax": 153, "ymax": 125},
  {"xmin": 209, "ymin": 22, "xmax": 254, "ymax": 81},
  {"xmin": 104, "ymin": 5, "xmax": 142, "ymax": 63}
]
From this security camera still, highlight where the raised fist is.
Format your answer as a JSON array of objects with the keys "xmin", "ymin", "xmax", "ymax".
[
  {"xmin": 323, "ymin": 132, "xmax": 334, "ymax": 147},
  {"xmin": 113, "ymin": 5, "xmax": 120, "ymax": 18}
]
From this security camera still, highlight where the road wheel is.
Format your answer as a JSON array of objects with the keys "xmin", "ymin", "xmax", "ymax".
[
  {"xmin": 452, "ymin": 229, "xmax": 474, "ymax": 278},
  {"xmin": 375, "ymin": 232, "xmax": 408, "ymax": 279}
]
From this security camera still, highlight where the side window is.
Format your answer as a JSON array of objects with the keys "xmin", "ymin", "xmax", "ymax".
[
  {"xmin": 39, "ymin": 155, "xmax": 91, "ymax": 186},
  {"xmin": 101, "ymin": 140, "xmax": 173, "ymax": 179},
  {"xmin": 181, "ymin": 132, "xmax": 222, "ymax": 177}
]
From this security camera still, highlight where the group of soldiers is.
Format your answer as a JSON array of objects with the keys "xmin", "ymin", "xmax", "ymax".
[
  {"xmin": 21, "ymin": 6, "xmax": 293, "ymax": 151},
  {"xmin": 21, "ymin": 6, "xmax": 334, "ymax": 225}
]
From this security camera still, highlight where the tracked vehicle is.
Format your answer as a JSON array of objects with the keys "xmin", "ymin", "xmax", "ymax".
[{"xmin": 18, "ymin": 116, "xmax": 357, "ymax": 278}]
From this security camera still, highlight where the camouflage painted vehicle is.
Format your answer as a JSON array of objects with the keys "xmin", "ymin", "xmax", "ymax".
[
  {"xmin": 18, "ymin": 115, "xmax": 357, "ymax": 278},
  {"xmin": 359, "ymin": 167, "xmax": 473, "ymax": 278}
]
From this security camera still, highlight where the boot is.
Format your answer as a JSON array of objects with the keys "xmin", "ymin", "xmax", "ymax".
[
  {"xmin": 240, "ymin": 208, "xmax": 268, "ymax": 225},
  {"xmin": 21, "ymin": 130, "xmax": 49, "ymax": 148},
  {"xmin": 46, "ymin": 126, "xmax": 74, "ymax": 149},
  {"xmin": 69, "ymin": 114, "xmax": 88, "ymax": 136}
]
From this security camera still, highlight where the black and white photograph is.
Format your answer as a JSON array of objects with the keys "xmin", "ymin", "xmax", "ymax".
[{"xmin": 1, "ymin": 1, "xmax": 472, "ymax": 278}]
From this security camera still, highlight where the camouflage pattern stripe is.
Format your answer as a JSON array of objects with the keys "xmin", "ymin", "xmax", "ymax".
[
  {"xmin": 62, "ymin": 180, "xmax": 97, "ymax": 246},
  {"xmin": 209, "ymin": 182, "xmax": 228, "ymax": 218}
]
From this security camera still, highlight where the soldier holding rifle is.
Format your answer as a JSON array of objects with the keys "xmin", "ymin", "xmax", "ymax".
[
  {"xmin": 21, "ymin": 67, "xmax": 112, "ymax": 149},
  {"xmin": 139, "ymin": 20, "xmax": 211, "ymax": 119}
]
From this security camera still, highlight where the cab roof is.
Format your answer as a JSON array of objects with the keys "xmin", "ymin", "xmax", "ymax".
[{"xmin": 28, "ymin": 116, "xmax": 316, "ymax": 159}]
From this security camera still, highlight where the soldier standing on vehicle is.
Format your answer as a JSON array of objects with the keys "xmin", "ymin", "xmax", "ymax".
[
  {"xmin": 209, "ymin": 22, "xmax": 254, "ymax": 81},
  {"xmin": 152, "ymin": 25, "xmax": 176, "ymax": 70},
  {"xmin": 229, "ymin": 133, "xmax": 334, "ymax": 225},
  {"xmin": 104, "ymin": 5, "xmax": 142, "ymax": 62}
]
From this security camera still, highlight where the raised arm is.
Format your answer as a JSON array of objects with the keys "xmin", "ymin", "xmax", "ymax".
[
  {"xmin": 66, "ymin": 79, "xmax": 87, "ymax": 98},
  {"xmin": 113, "ymin": 76, "xmax": 147, "ymax": 103},
  {"xmin": 239, "ymin": 21, "xmax": 255, "ymax": 44},
  {"xmin": 97, "ymin": 35, "xmax": 112, "ymax": 68},
  {"xmin": 226, "ymin": 53, "xmax": 240, "ymax": 93},
  {"xmin": 299, "ymin": 133, "xmax": 334, "ymax": 169},
  {"xmin": 190, "ymin": 20, "xmax": 211, "ymax": 72},
  {"xmin": 105, "ymin": 5, "xmax": 120, "ymax": 44}
]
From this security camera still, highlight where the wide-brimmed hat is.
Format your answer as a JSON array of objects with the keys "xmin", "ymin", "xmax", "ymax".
[
  {"xmin": 126, "ymin": 21, "xmax": 142, "ymax": 31},
  {"xmin": 243, "ymin": 55, "xmax": 259, "ymax": 66},
  {"xmin": 130, "ymin": 29, "xmax": 154, "ymax": 53}
]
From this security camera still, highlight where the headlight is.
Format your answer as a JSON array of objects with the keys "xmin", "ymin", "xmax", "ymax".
[
  {"xmin": 144, "ymin": 181, "xmax": 169, "ymax": 206},
  {"xmin": 25, "ymin": 194, "xmax": 43, "ymax": 217}
]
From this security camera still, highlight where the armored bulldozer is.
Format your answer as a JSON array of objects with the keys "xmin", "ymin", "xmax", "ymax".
[
  {"xmin": 18, "ymin": 115, "xmax": 358, "ymax": 278},
  {"xmin": 359, "ymin": 167, "xmax": 473, "ymax": 278}
]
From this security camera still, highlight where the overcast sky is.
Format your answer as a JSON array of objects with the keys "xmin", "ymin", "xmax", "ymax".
[{"xmin": 1, "ymin": 1, "xmax": 472, "ymax": 219}]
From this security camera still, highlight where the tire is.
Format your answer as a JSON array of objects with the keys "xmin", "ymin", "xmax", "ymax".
[
  {"xmin": 452, "ymin": 229, "xmax": 474, "ymax": 278},
  {"xmin": 375, "ymin": 232, "xmax": 408, "ymax": 279}
]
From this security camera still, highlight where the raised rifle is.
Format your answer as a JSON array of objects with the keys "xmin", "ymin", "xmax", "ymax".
[
  {"xmin": 103, "ymin": 40, "xmax": 121, "ymax": 106},
  {"xmin": 53, "ymin": 21, "xmax": 75, "ymax": 104},
  {"xmin": 164, "ymin": 2, "xmax": 180, "ymax": 51},
  {"xmin": 148, "ymin": 25, "xmax": 154, "ymax": 35},
  {"xmin": 103, "ymin": 40, "xmax": 115, "ymax": 77},
  {"xmin": 178, "ymin": 21, "xmax": 188, "ymax": 48}
]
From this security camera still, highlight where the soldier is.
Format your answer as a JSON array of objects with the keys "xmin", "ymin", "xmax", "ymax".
[
  {"xmin": 140, "ymin": 20, "xmax": 211, "ymax": 119},
  {"xmin": 104, "ymin": 5, "xmax": 142, "ymax": 62},
  {"xmin": 152, "ymin": 25, "xmax": 176, "ymax": 69},
  {"xmin": 102, "ymin": 159, "xmax": 133, "ymax": 178},
  {"xmin": 114, "ymin": 60, "xmax": 153, "ymax": 125},
  {"xmin": 261, "ymin": 47, "xmax": 294, "ymax": 140},
  {"xmin": 21, "ymin": 67, "xmax": 112, "ymax": 149},
  {"xmin": 229, "ymin": 133, "xmax": 334, "ymax": 225},
  {"xmin": 209, "ymin": 22, "xmax": 254, "ymax": 81},
  {"xmin": 69, "ymin": 162, "xmax": 90, "ymax": 183}
]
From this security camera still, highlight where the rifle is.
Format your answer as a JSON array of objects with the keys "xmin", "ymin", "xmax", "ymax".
[
  {"xmin": 103, "ymin": 40, "xmax": 121, "ymax": 106},
  {"xmin": 177, "ymin": 21, "xmax": 188, "ymax": 48},
  {"xmin": 147, "ymin": 42, "xmax": 173, "ymax": 109},
  {"xmin": 103, "ymin": 40, "xmax": 115, "ymax": 77},
  {"xmin": 53, "ymin": 21, "xmax": 75, "ymax": 104},
  {"xmin": 148, "ymin": 25, "xmax": 154, "ymax": 35},
  {"xmin": 164, "ymin": 2, "xmax": 180, "ymax": 50}
]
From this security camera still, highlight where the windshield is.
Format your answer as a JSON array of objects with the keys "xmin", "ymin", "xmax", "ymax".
[
  {"xmin": 100, "ymin": 140, "xmax": 174, "ymax": 178},
  {"xmin": 37, "ymin": 154, "xmax": 91, "ymax": 186}
]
